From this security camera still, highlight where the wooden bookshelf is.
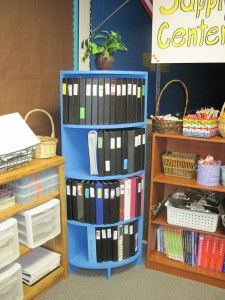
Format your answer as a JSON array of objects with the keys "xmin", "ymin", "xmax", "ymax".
[
  {"xmin": 147, "ymin": 133, "xmax": 225, "ymax": 288},
  {"xmin": 0, "ymin": 156, "xmax": 68, "ymax": 299}
]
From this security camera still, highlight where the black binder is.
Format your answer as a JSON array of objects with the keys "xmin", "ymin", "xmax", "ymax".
[
  {"xmin": 76, "ymin": 181, "xmax": 84, "ymax": 222},
  {"xmin": 123, "ymin": 224, "xmax": 130, "ymax": 259},
  {"xmin": 135, "ymin": 176, "xmax": 142, "ymax": 217},
  {"xmin": 115, "ymin": 181, "xmax": 120, "ymax": 223},
  {"xmin": 115, "ymin": 130, "xmax": 122, "ymax": 175},
  {"xmin": 141, "ymin": 78, "xmax": 145, "ymax": 121},
  {"xmin": 109, "ymin": 181, "xmax": 116, "ymax": 224},
  {"xmin": 62, "ymin": 77, "xmax": 69, "ymax": 124},
  {"xmin": 67, "ymin": 78, "xmax": 73, "ymax": 124},
  {"xmin": 69, "ymin": 78, "xmax": 79, "ymax": 124},
  {"xmin": 103, "ymin": 181, "xmax": 110, "ymax": 224},
  {"xmin": 84, "ymin": 181, "xmax": 90, "ymax": 223},
  {"xmin": 103, "ymin": 78, "xmax": 110, "ymax": 124},
  {"xmin": 121, "ymin": 130, "xmax": 128, "ymax": 175},
  {"xmin": 96, "ymin": 229, "xmax": 102, "ymax": 262},
  {"xmin": 97, "ymin": 130, "xmax": 105, "ymax": 177},
  {"xmin": 79, "ymin": 77, "xmax": 86, "ymax": 124},
  {"xmin": 110, "ymin": 78, "xmax": 116, "ymax": 124},
  {"xmin": 107, "ymin": 228, "xmax": 113, "ymax": 261},
  {"xmin": 132, "ymin": 78, "xmax": 137, "ymax": 123},
  {"xmin": 98, "ymin": 78, "xmax": 104, "ymax": 125},
  {"xmin": 127, "ymin": 129, "xmax": 136, "ymax": 174},
  {"xmin": 129, "ymin": 222, "xmax": 135, "ymax": 257},
  {"xmin": 92, "ymin": 78, "xmax": 98, "ymax": 125},
  {"xmin": 71, "ymin": 179, "xmax": 78, "ymax": 221},
  {"xmin": 115, "ymin": 78, "xmax": 122, "ymax": 124},
  {"xmin": 101, "ymin": 228, "xmax": 108, "ymax": 261},
  {"xmin": 136, "ymin": 78, "xmax": 142, "ymax": 122},
  {"xmin": 89, "ymin": 181, "xmax": 96, "ymax": 224},
  {"xmin": 127, "ymin": 78, "xmax": 133, "ymax": 123},
  {"xmin": 112, "ymin": 227, "xmax": 118, "ymax": 261},
  {"xmin": 121, "ymin": 78, "xmax": 127, "ymax": 123},
  {"xmin": 110, "ymin": 130, "xmax": 116, "ymax": 175},
  {"xmin": 66, "ymin": 179, "xmax": 72, "ymax": 220},
  {"xmin": 141, "ymin": 129, "xmax": 145, "ymax": 170},
  {"xmin": 134, "ymin": 129, "xmax": 142, "ymax": 172},
  {"xmin": 104, "ymin": 131, "xmax": 111, "ymax": 176},
  {"xmin": 85, "ymin": 77, "xmax": 92, "ymax": 125}
]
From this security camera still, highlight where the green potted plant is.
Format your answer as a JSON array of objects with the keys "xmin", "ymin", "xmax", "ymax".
[{"xmin": 81, "ymin": 30, "xmax": 128, "ymax": 70}]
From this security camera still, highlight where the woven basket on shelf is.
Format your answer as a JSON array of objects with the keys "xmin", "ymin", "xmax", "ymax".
[
  {"xmin": 25, "ymin": 109, "xmax": 58, "ymax": 159},
  {"xmin": 152, "ymin": 79, "xmax": 189, "ymax": 134},
  {"xmin": 219, "ymin": 102, "xmax": 225, "ymax": 138},
  {"xmin": 162, "ymin": 151, "xmax": 197, "ymax": 179}
]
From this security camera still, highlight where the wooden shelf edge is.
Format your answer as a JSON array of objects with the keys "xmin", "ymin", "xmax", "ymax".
[
  {"xmin": 153, "ymin": 133, "xmax": 225, "ymax": 144},
  {"xmin": 153, "ymin": 173, "xmax": 225, "ymax": 192},
  {"xmin": 151, "ymin": 213, "xmax": 225, "ymax": 238},
  {"xmin": 147, "ymin": 252, "xmax": 225, "ymax": 289},
  {"xmin": 0, "ymin": 191, "xmax": 59, "ymax": 220},
  {"xmin": 23, "ymin": 266, "xmax": 65, "ymax": 300}
]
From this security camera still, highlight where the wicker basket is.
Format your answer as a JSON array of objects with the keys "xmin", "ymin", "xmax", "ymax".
[
  {"xmin": 152, "ymin": 79, "xmax": 189, "ymax": 134},
  {"xmin": 219, "ymin": 102, "xmax": 225, "ymax": 138},
  {"xmin": 162, "ymin": 152, "xmax": 197, "ymax": 179},
  {"xmin": 25, "ymin": 109, "xmax": 58, "ymax": 159}
]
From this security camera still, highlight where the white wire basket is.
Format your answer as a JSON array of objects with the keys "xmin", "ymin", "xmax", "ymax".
[{"xmin": 165, "ymin": 200, "xmax": 220, "ymax": 232}]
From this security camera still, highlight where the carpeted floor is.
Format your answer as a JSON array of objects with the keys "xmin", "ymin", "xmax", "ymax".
[{"xmin": 41, "ymin": 246, "xmax": 225, "ymax": 300}]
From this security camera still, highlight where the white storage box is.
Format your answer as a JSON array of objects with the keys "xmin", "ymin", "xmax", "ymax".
[
  {"xmin": 0, "ymin": 263, "xmax": 23, "ymax": 300},
  {"xmin": 165, "ymin": 200, "xmax": 220, "ymax": 232},
  {"xmin": 15, "ymin": 199, "xmax": 61, "ymax": 248},
  {"xmin": 0, "ymin": 218, "xmax": 19, "ymax": 269}
]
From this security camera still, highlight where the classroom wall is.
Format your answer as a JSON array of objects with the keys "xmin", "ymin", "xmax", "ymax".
[
  {"xmin": 90, "ymin": 1, "xmax": 225, "ymax": 117},
  {"xmin": 0, "ymin": 0, "xmax": 73, "ymax": 142}
]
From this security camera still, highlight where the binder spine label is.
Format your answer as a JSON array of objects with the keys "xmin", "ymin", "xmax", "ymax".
[
  {"xmin": 116, "ymin": 137, "xmax": 121, "ymax": 148},
  {"xmin": 110, "ymin": 137, "xmax": 115, "ymax": 149},
  {"xmin": 137, "ymin": 86, "xmax": 141, "ymax": 98},
  {"xmin": 97, "ymin": 188, "xmax": 102, "ymax": 198},
  {"xmin": 123, "ymin": 159, "xmax": 128, "ymax": 170},
  {"xmin": 107, "ymin": 228, "xmax": 112, "ymax": 238},
  {"xmin": 105, "ymin": 83, "xmax": 110, "ymax": 95},
  {"xmin": 104, "ymin": 188, "xmax": 109, "ymax": 199},
  {"xmin": 68, "ymin": 84, "xmax": 73, "ymax": 96},
  {"xmin": 62, "ymin": 83, "xmax": 67, "ymax": 95},
  {"xmin": 66, "ymin": 185, "xmax": 71, "ymax": 195},
  {"xmin": 73, "ymin": 83, "xmax": 78, "ymax": 95},
  {"xmin": 98, "ymin": 137, "xmax": 103, "ymax": 148},
  {"xmin": 122, "ymin": 84, "xmax": 126, "ymax": 96},
  {"xmin": 93, "ymin": 84, "xmax": 97, "ymax": 96},
  {"xmin": 128, "ymin": 84, "xmax": 132, "ymax": 95},
  {"xmin": 72, "ymin": 185, "xmax": 77, "ymax": 196},
  {"xmin": 86, "ymin": 84, "xmax": 91, "ymax": 96},
  {"xmin": 80, "ymin": 107, "xmax": 85, "ymax": 119},
  {"xmin": 90, "ymin": 187, "xmax": 95, "ymax": 198},
  {"xmin": 132, "ymin": 84, "xmax": 137, "ymax": 96},
  {"xmin": 105, "ymin": 161, "xmax": 110, "ymax": 172},
  {"xmin": 99, "ymin": 85, "xmax": 104, "ymax": 97}
]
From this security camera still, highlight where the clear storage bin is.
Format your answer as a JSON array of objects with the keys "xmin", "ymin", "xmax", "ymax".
[
  {"xmin": 0, "ymin": 263, "xmax": 23, "ymax": 300},
  {"xmin": 15, "ymin": 199, "xmax": 61, "ymax": 248},
  {"xmin": 14, "ymin": 167, "xmax": 59, "ymax": 203},
  {"xmin": 0, "ymin": 183, "xmax": 15, "ymax": 210},
  {"xmin": 0, "ymin": 218, "xmax": 19, "ymax": 269}
]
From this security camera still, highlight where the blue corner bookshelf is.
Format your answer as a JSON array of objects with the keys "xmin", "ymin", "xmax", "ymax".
[{"xmin": 60, "ymin": 70, "xmax": 148, "ymax": 279}]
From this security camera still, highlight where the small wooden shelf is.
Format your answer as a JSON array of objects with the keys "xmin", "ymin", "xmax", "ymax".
[
  {"xmin": 147, "ymin": 251, "xmax": 225, "ymax": 289},
  {"xmin": 0, "ymin": 156, "xmax": 67, "ymax": 299},
  {"xmin": 147, "ymin": 132, "xmax": 225, "ymax": 288},
  {"xmin": 23, "ymin": 266, "xmax": 65, "ymax": 300}
]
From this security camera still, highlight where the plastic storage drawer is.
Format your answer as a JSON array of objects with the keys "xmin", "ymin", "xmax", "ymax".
[
  {"xmin": 0, "ymin": 263, "xmax": 23, "ymax": 300},
  {"xmin": 14, "ymin": 167, "xmax": 59, "ymax": 203},
  {"xmin": 0, "ymin": 218, "xmax": 19, "ymax": 269},
  {"xmin": 15, "ymin": 198, "xmax": 61, "ymax": 248}
]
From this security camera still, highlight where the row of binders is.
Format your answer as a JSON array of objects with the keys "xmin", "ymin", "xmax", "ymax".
[
  {"xmin": 96, "ymin": 220, "xmax": 138, "ymax": 262},
  {"xmin": 66, "ymin": 176, "xmax": 143, "ymax": 224},
  {"xmin": 88, "ymin": 128, "xmax": 145, "ymax": 176},
  {"xmin": 157, "ymin": 226, "xmax": 225, "ymax": 272},
  {"xmin": 62, "ymin": 77, "xmax": 145, "ymax": 125}
]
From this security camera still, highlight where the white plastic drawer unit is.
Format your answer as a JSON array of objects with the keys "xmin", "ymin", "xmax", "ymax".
[
  {"xmin": 0, "ymin": 263, "xmax": 23, "ymax": 300},
  {"xmin": 0, "ymin": 218, "xmax": 19, "ymax": 269},
  {"xmin": 15, "ymin": 198, "xmax": 61, "ymax": 248}
]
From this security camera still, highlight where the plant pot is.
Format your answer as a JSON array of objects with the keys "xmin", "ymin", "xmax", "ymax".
[{"xmin": 96, "ymin": 54, "xmax": 114, "ymax": 70}]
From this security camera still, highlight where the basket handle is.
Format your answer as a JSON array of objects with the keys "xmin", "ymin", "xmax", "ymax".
[
  {"xmin": 24, "ymin": 109, "xmax": 55, "ymax": 138},
  {"xmin": 219, "ymin": 102, "xmax": 225, "ymax": 119},
  {"xmin": 154, "ymin": 79, "xmax": 189, "ymax": 118}
]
